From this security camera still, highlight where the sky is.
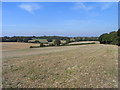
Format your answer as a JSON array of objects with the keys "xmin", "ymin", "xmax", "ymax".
[{"xmin": 2, "ymin": 2, "xmax": 118, "ymax": 37}]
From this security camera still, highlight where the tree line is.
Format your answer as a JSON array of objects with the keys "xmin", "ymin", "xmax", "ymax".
[
  {"xmin": 1, "ymin": 36, "xmax": 98, "ymax": 42},
  {"xmin": 1, "ymin": 29, "xmax": 120, "ymax": 46},
  {"xmin": 99, "ymin": 29, "xmax": 120, "ymax": 46}
]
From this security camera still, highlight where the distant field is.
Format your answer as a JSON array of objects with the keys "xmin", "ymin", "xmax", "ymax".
[
  {"xmin": 2, "ymin": 42, "xmax": 118, "ymax": 88},
  {"xmin": 69, "ymin": 41, "xmax": 99, "ymax": 45},
  {"xmin": 1, "ymin": 42, "xmax": 39, "ymax": 51}
]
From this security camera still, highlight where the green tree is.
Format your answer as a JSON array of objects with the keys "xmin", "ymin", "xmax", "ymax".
[
  {"xmin": 66, "ymin": 39, "xmax": 70, "ymax": 43},
  {"xmin": 40, "ymin": 43, "xmax": 44, "ymax": 47},
  {"xmin": 99, "ymin": 31, "xmax": 118, "ymax": 45},
  {"xmin": 117, "ymin": 28, "xmax": 120, "ymax": 36},
  {"xmin": 99, "ymin": 33, "xmax": 109, "ymax": 44},
  {"xmin": 34, "ymin": 40, "xmax": 40, "ymax": 43},
  {"xmin": 54, "ymin": 39, "xmax": 61, "ymax": 46},
  {"xmin": 118, "ymin": 29, "xmax": 120, "ymax": 46},
  {"xmin": 23, "ymin": 38, "xmax": 29, "ymax": 43}
]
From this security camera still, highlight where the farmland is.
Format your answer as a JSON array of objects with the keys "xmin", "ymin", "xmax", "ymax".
[
  {"xmin": 1, "ymin": 42, "xmax": 39, "ymax": 52},
  {"xmin": 2, "ymin": 42, "xmax": 118, "ymax": 88},
  {"xmin": 69, "ymin": 41, "xmax": 99, "ymax": 45}
]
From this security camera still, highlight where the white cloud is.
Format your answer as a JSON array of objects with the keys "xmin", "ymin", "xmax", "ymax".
[
  {"xmin": 72, "ymin": 2, "xmax": 94, "ymax": 11},
  {"xmin": 101, "ymin": 3, "xmax": 112, "ymax": 10},
  {"xmin": 72, "ymin": 2, "xmax": 113, "ymax": 11},
  {"xmin": 18, "ymin": 3, "xmax": 41, "ymax": 14}
]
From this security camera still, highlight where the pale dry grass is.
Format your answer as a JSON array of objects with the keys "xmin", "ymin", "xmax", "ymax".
[
  {"xmin": 1, "ymin": 42, "xmax": 39, "ymax": 51},
  {"xmin": 69, "ymin": 41, "xmax": 99, "ymax": 45}
]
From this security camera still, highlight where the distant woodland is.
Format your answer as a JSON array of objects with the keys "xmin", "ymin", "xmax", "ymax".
[
  {"xmin": 0, "ymin": 36, "xmax": 98, "ymax": 43},
  {"xmin": 1, "ymin": 29, "xmax": 120, "ymax": 46}
]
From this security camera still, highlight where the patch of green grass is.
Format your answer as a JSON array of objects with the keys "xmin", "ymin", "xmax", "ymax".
[
  {"xmin": 106, "ymin": 49, "xmax": 113, "ymax": 53},
  {"xmin": 89, "ymin": 57, "xmax": 96, "ymax": 62},
  {"xmin": 102, "ymin": 67, "xmax": 108, "ymax": 75},
  {"xmin": 23, "ymin": 75, "xmax": 27, "ymax": 78},
  {"xmin": 30, "ymin": 75, "xmax": 38, "ymax": 81},
  {"xmin": 3, "ymin": 71, "xmax": 7, "ymax": 74},
  {"xmin": 90, "ymin": 85, "xmax": 95, "ymax": 88},
  {"xmin": 7, "ymin": 82, "xmax": 12, "ymax": 86},
  {"xmin": 109, "ymin": 68, "xmax": 115, "ymax": 76},
  {"xmin": 13, "ymin": 56, "xmax": 20, "ymax": 58},
  {"xmin": 11, "ymin": 66, "xmax": 24, "ymax": 72},
  {"xmin": 48, "ymin": 79, "xmax": 55, "ymax": 84},
  {"xmin": 28, "ymin": 68, "xmax": 35, "ymax": 75},
  {"xmin": 65, "ymin": 69, "xmax": 73, "ymax": 75},
  {"xmin": 61, "ymin": 79, "xmax": 67, "ymax": 86}
]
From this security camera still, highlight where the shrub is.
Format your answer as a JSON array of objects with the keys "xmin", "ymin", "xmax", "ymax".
[
  {"xmin": 54, "ymin": 39, "xmax": 61, "ymax": 46},
  {"xmin": 40, "ymin": 43, "xmax": 44, "ymax": 47},
  {"xmin": 118, "ymin": 29, "xmax": 120, "ymax": 46},
  {"xmin": 61, "ymin": 43, "xmax": 68, "ymax": 46},
  {"xmin": 30, "ymin": 46, "xmax": 33, "ymax": 48},
  {"xmin": 30, "ymin": 46, "xmax": 40, "ymax": 48},
  {"xmin": 35, "ymin": 40, "xmax": 40, "ymax": 43},
  {"xmin": 69, "ymin": 42, "xmax": 95, "ymax": 46},
  {"xmin": 118, "ymin": 37, "xmax": 120, "ymax": 46},
  {"xmin": 66, "ymin": 39, "xmax": 70, "ymax": 43},
  {"xmin": 49, "ymin": 43, "xmax": 55, "ymax": 46}
]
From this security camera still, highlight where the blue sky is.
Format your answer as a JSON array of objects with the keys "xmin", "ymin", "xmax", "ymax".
[{"xmin": 2, "ymin": 2, "xmax": 118, "ymax": 37}]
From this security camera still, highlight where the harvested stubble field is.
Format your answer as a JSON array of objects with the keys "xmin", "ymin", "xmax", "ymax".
[
  {"xmin": 1, "ymin": 42, "xmax": 39, "ymax": 52},
  {"xmin": 69, "ymin": 41, "xmax": 99, "ymax": 45},
  {"xmin": 2, "ymin": 42, "xmax": 118, "ymax": 88}
]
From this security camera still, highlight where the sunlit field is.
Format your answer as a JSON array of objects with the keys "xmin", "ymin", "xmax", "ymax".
[{"xmin": 2, "ymin": 42, "xmax": 118, "ymax": 88}]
